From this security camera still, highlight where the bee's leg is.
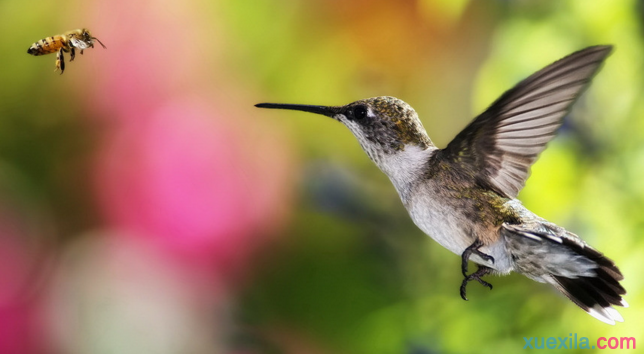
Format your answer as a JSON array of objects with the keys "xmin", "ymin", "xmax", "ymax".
[
  {"xmin": 70, "ymin": 47, "xmax": 76, "ymax": 62},
  {"xmin": 80, "ymin": 49, "xmax": 84, "ymax": 55},
  {"xmin": 55, "ymin": 49, "xmax": 65, "ymax": 74}
]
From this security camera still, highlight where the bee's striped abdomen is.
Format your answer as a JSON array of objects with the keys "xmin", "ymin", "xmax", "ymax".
[{"xmin": 27, "ymin": 35, "xmax": 67, "ymax": 56}]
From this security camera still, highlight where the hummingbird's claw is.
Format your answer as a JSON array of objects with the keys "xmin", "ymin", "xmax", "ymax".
[
  {"xmin": 461, "ymin": 239, "xmax": 495, "ymax": 276},
  {"xmin": 460, "ymin": 265, "xmax": 494, "ymax": 301}
]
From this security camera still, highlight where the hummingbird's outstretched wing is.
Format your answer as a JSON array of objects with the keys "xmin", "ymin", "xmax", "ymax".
[{"xmin": 439, "ymin": 46, "xmax": 612, "ymax": 198}]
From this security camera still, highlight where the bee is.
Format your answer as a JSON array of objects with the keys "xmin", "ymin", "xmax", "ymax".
[{"xmin": 27, "ymin": 28, "xmax": 106, "ymax": 74}]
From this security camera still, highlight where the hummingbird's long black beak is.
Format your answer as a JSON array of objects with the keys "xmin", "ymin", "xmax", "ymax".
[{"xmin": 255, "ymin": 103, "xmax": 339, "ymax": 118}]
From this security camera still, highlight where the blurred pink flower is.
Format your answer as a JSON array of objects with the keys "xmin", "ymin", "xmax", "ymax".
[
  {"xmin": 0, "ymin": 204, "xmax": 51, "ymax": 354},
  {"xmin": 95, "ymin": 98, "xmax": 292, "ymax": 281},
  {"xmin": 0, "ymin": 302, "xmax": 46, "ymax": 354},
  {"xmin": 87, "ymin": 0, "xmax": 294, "ymax": 284}
]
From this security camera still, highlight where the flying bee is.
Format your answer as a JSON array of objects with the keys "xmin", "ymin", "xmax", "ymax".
[{"xmin": 27, "ymin": 28, "xmax": 106, "ymax": 74}]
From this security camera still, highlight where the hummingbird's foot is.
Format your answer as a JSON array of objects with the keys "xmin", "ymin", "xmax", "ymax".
[
  {"xmin": 460, "ymin": 265, "xmax": 493, "ymax": 301},
  {"xmin": 461, "ymin": 239, "xmax": 495, "ymax": 276}
]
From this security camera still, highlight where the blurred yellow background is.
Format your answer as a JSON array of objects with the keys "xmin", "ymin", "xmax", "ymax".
[{"xmin": 0, "ymin": 0, "xmax": 642, "ymax": 353}]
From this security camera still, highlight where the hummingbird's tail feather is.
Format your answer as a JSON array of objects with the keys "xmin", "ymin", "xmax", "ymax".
[
  {"xmin": 504, "ymin": 221, "xmax": 626, "ymax": 324},
  {"xmin": 568, "ymin": 239, "xmax": 624, "ymax": 281},
  {"xmin": 545, "ymin": 272, "xmax": 627, "ymax": 325},
  {"xmin": 546, "ymin": 232, "xmax": 627, "ymax": 325}
]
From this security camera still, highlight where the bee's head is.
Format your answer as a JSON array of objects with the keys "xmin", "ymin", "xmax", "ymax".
[
  {"xmin": 80, "ymin": 29, "xmax": 93, "ymax": 41},
  {"xmin": 78, "ymin": 28, "xmax": 106, "ymax": 49}
]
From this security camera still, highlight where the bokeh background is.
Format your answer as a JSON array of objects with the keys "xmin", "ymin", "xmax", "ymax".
[{"xmin": 1, "ymin": 0, "xmax": 643, "ymax": 353}]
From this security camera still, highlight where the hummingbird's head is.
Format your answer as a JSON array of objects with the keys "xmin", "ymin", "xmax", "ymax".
[{"xmin": 256, "ymin": 96, "xmax": 433, "ymax": 165}]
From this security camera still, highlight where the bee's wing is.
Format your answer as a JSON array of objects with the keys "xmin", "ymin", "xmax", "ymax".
[
  {"xmin": 438, "ymin": 46, "xmax": 612, "ymax": 198},
  {"xmin": 70, "ymin": 37, "xmax": 91, "ymax": 50}
]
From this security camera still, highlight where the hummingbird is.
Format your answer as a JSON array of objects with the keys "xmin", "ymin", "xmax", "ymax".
[{"xmin": 256, "ymin": 45, "xmax": 627, "ymax": 324}]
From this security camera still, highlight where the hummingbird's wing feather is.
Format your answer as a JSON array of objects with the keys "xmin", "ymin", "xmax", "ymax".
[{"xmin": 439, "ymin": 45, "xmax": 612, "ymax": 198}]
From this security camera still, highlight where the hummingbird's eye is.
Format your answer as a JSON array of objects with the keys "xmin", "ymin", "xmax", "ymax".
[{"xmin": 353, "ymin": 106, "xmax": 367, "ymax": 120}]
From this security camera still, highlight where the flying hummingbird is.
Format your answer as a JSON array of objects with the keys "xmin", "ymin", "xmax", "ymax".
[{"xmin": 256, "ymin": 45, "xmax": 626, "ymax": 324}]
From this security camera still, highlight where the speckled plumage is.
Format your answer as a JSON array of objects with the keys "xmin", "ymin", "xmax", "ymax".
[
  {"xmin": 256, "ymin": 45, "xmax": 626, "ymax": 324},
  {"xmin": 353, "ymin": 96, "xmax": 432, "ymax": 148}
]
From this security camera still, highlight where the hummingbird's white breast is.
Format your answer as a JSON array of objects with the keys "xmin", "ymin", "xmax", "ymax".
[
  {"xmin": 375, "ymin": 145, "xmax": 514, "ymax": 274},
  {"xmin": 404, "ymin": 183, "xmax": 515, "ymax": 274}
]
